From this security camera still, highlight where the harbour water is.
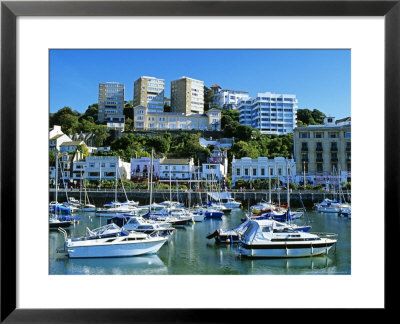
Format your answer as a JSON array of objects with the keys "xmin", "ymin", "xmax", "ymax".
[{"xmin": 49, "ymin": 208, "xmax": 351, "ymax": 275}]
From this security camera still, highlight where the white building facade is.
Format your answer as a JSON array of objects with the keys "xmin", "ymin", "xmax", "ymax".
[
  {"xmin": 232, "ymin": 157, "xmax": 296, "ymax": 186},
  {"xmin": 238, "ymin": 92, "xmax": 298, "ymax": 135},
  {"xmin": 159, "ymin": 158, "xmax": 194, "ymax": 181},
  {"xmin": 213, "ymin": 89, "xmax": 249, "ymax": 110},
  {"xmin": 133, "ymin": 106, "xmax": 221, "ymax": 131},
  {"xmin": 130, "ymin": 157, "xmax": 163, "ymax": 180},
  {"xmin": 85, "ymin": 156, "xmax": 130, "ymax": 181}
]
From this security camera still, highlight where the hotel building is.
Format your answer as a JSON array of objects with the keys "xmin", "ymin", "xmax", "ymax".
[
  {"xmin": 133, "ymin": 106, "xmax": 221, "ymax": 131},
  {"xmin": 293, "ymin": 117, "xmax": 351, "ymax": 182},
  {"xmin": 171, "ymin": 76, "xmax": 204, "ymax": 114},
  {"xmin": 98, "ymin": 82, "xmax": 125, "ymax": 122},
  {"xmin": 238, "ymin": 92, "xmax": 298, "ymax": 135},
  {"xmin": 133, "ymin": 76, "xmax": 165, "ymax": 113}
]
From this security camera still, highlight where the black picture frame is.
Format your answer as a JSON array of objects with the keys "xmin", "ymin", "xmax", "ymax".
[{"xmin": 1, "ymin": 0, "xmax": 397, "ymax": 322}]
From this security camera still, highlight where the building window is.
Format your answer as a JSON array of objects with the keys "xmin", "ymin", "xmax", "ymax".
[
  {"xmin": 329, "ymin": 132, "xmax": 338, "ymax": 138},
  {"xmin": 347, "ymin": 163, "xmax": 351, "ymax": 172},
  {"xmin": 317, "ymin": 163, "xmax": 323, "ymax": 172},
  {"xmin": 261, "ymin": 168, "xmax": 265, "ymax": 176},
  {"xmin": 301, "ymin": 153, "xmax": 308, "ymax": 162},
  {"xmin": 316, "ymin": 142, "xmax": 323, "ymax": 151},
  {"xmin": 299, "ymin": 132, "xmax": 310, "ymax": 138},
  {"xmin": 278, "ymin": 168, "xmax": 282, "ymax": 176},
  {"xmin": 236, "ymin": 168, "xmax": 240, "ymax": 176},
  {"xmin": 314, "ymin": 132, "xmax": 324, "ymax": 138},
  {"xmin": 244, "ymin": 168, "xmax": 249, "ymax": 176},
  {"xmin": 269, "ymin": 168, "xmax": 273, "ymax": 176},
  {"xmin": 301, "ymin": 142, "xmax": 308, "ymax": 151},
  {"xmin": 253, "ymin": 168, "xmax": 257, "ymax": 176},
  {"xmin": 331, "ymin": 142, "xmax": 338, "ymax": 151}
]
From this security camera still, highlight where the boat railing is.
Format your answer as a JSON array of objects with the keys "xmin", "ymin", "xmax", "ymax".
[
  {"xmin": 310, "ymin": 232, "xmax": 338, "ymax": 240},
  {"xmin": 58, "ymin": 227, "xmax": 68, "ymax": 240}
]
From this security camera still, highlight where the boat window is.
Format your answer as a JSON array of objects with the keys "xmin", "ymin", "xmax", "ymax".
[{"xmin": 262, "ymin": 226, "xmax": 272, "ymax": 232}]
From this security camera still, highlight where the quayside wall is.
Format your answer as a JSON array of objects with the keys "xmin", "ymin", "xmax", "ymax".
[{"xmin": 49, "ymin": 189, "xmax": 351, "ymax": 208}]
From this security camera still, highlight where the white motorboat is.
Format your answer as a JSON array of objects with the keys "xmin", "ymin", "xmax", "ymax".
[
  {"xmin": 121, "ymin": 200, "xmax": 139, "ymax": 208},
  {"xmin": 95, "ymin": 202, "xmax": 136, "ymax": 217},
  {"xmin": 238, "ymin": 219, "xmax": 337, "ymax": 258},
  {"xmin": 79, "ymin": 203, "xmax": 96, "ymax": 212},
  {"xmin": 159, "ymin": 201, "xmax": 184, "ymax": 208},
  {"xmin": 57, "ymin": 223, "xmax": 168, "ymax": 258},
  {"xmin": 220, "ymin": 197, "xmax": 242, "ymax": 209},
  {"xmin": 313, "ymin": 199, "xmax": 343, "ymax": 213},
  {"xmin": 121, "ymin": 216, "xmax": 174, "ymax": 236},
  {"xmin": 339, "ymin": 206, "xmax": 351, "ymax": 218},
  {"xmin": 49, "ymin": 214, "xmax": 72, "ymax": 229},
  {"xmin": 207, "ymin": 218, "xmax": 311, "ymax": 244}
]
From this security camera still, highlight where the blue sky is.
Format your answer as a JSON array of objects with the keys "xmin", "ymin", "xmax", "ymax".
[{"xmin": 50, "ymin": 49, "xmax": 350, "ymax": 118}]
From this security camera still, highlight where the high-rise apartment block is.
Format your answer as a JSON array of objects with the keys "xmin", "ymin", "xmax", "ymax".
[
  {"xmin": 133, "ymin": 76, "xmax": 165, "ymax": 113},
  {"xmin": 238, "ymin": 92, "xmax": 297, "ymax": 135},
  {"xmin": 98, "ymin": 82, "xmax": 125, "ymax": 122},
  {"xmin": 171, "ymin": 76, "xmax": 204, "ymax": 114}
]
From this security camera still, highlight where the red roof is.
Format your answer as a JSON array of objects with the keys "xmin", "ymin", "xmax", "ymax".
[{"xmin": 210, "ymin": 84, "xmax": 221, "ymax": 88}]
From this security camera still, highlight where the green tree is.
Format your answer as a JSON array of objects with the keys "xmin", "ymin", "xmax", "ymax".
[
  {"xmin": 93, "ymin": 125, "xmax": 110, "ymax": 147},
  {"xmin": 204, "ymin": 86, "xmax": 214, "ymax": 111}
]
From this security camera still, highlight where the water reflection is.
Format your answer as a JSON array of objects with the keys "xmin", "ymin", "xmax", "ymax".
[
  {"xmin": 53, "ymin": 254, "xmax": 167, "ymax": 275},
  {"xmin": 49, "ymin": 209, "xmax": 350, "ymax": 275}
]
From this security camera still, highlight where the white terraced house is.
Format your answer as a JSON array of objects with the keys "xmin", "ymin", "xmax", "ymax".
[{"xmin": 232, "ymin": 156, "xmax": 296, "ymax": 186}]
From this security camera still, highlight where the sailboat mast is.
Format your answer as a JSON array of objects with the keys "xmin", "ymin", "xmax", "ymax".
[
  {"xmin": 55, "ymin": 152, "xmax": 59, "ymax": 216},
  {"xmin": 287, "ymin": 159, "xmax": 290, "ymax": 209},
  {"xmin": 268, "ymin": 164, "xmax": 271, "ymax": 204},
  {"xmin": 149, "ymin": 148, "xmax": 154, "ymax": 212},
  {"xmin": 169, "ymin": 167, "xmax": 172, "ymax": 203},
  {"xmin": 80, "ymin": 170, "xmax": 83, "ymax": 204},
  {"xmin": 114, "ymin": 164, "xmax": 117, "ymax": 203}
]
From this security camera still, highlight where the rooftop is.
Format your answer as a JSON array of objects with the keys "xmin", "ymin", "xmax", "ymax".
[{"xmin": 161, "ymin": 158, "xmax": 191, "ymax": 165}]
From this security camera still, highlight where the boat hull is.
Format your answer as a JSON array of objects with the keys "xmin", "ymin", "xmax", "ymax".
[
  {"xmin": 66, "ymin": 238, "xmax": 167, "ymax": 258},
  {"xmin": 238, "ymin": 240, "xmax": 336, "ymax": 258},
  {"xmin": 223, "ymin": 202, "xmax": 241, "ymax": 209},
  {"xmin": 316, "ymin": 207, "xmax": 341, "ymax": 213},
  {"xmin": 49, "ymin": 221, "xmax": 72, "ymax": 229},
  {"xmin": 192, "ymin": 214, "xmax": 205, "ymax": 222},
  {"xmin": 205, "ymin": 211, "xmax": 223, "ymax": 218}
]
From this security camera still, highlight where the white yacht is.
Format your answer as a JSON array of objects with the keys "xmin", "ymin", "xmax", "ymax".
[
  {"xmin": 58, "ymin": 223, "xmax": 168, "ymax": 258},
  {"xmin": 220, "ymin": 197, "xmax": 242, "ymax": 209},
  {"xmin": 121, "ymin": 216, "xmax": 174, "ymax": 236},
  {"xmin": 95, "ymin": 202, "xmax": 135, "ymax": 217},
  {"xmin": 238, "ymin": 219, "xmax": 337, "ymax": 258},
  {"xmin": 314, "ymin": 199, "xmax": 345, "ymax": 213}
]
